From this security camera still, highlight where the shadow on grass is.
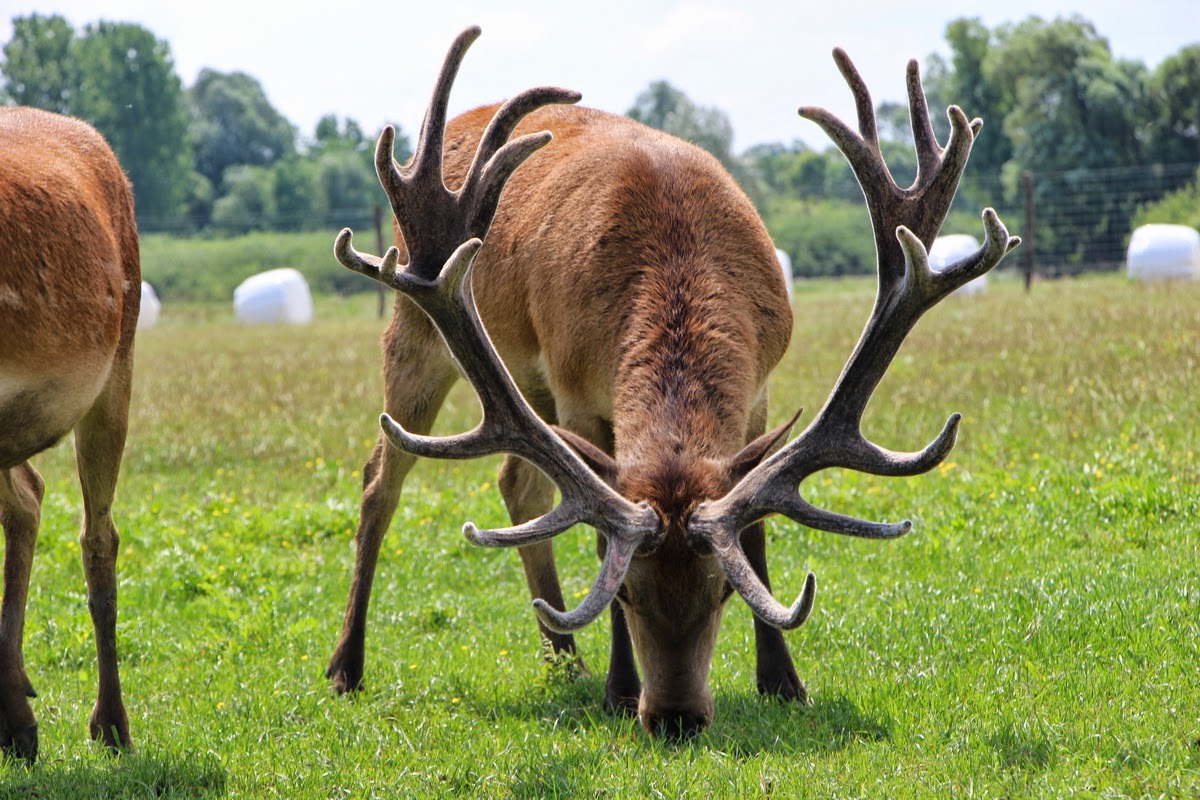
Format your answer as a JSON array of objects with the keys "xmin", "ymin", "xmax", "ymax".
[
  {"xmin": 482, "ymin": 673, "xmax": 891, "ymax": 757},
  {"xmin": 708, "ymin": 691, "xmax": 892, "ymax": 756},
  {"xmin": 0, "ymin": 750, "xmax": 227, "ymax": 800},
  {"xmin": 987, "ymin": 723, "xmax": 1055, "ymax": 772}
]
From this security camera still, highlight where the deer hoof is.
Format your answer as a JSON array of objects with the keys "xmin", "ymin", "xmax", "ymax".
[
  {"xmin": 1, "ymin": 723, "xmax": 38, "ymax": 764},
  {"xmin": 757, "ymin": 667, "xmax": 809, "ymax": 705}
]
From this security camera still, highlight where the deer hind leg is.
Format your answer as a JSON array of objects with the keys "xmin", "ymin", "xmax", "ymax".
[
  {"xmin": 0, "ymin": 463, "xmax": 44, "ymax": 762},
  {"xmin": 72, "ymin": 359, "xmax": 134, "ymax": 753},
  {"xmin": 328, "ymin": 303, "xmax": 460, "ymax": 694}
]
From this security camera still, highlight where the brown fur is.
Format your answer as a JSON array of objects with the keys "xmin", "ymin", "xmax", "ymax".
[
  {"xmin": 328, "ymin": 104, "xmax": 799, "ymax": 737},
  {"xmin": 0, "ymin": 107, "xmax": 139, "ymax": 760}
]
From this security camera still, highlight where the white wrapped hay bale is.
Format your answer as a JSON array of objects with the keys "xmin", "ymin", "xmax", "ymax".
[
  {"xmin": 1126, "ymin": 224, "xmax": 1200, "ymax": 281},
  {"xmin": 137, "ymin": 281, "xmax": 161, "ymax": 330},
  {"xmin": 233, "ymin": 268, "xmax": 313, "ymax": 325},
  {"xmin": 775, "ymin": 248, "xmax": 794, "ymax": 299},
  {"xmin": 929, "ymin": 234, "xmax": 987, "ymax": 296}
]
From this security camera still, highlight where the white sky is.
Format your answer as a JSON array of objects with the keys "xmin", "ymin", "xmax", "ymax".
[{"xmin": 3, "ymin": 1, "xmax": 1196, "ymax": 151}]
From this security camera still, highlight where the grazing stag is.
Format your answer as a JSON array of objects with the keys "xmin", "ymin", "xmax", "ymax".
[
  {"xmin": 329, "ymin": 27, "xmax": 1018, "ymax": 738},
  {"xmin": 0, "ymin": 107, "xmax": 139, "ymax": 760}
]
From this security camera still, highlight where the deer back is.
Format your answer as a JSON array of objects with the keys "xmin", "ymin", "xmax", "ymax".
[{"xmin": 416, "ymin": 103, "xmax": 793, "ymax": 462}]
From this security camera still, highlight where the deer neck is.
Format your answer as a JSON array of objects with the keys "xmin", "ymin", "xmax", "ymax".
[{"xmin": 610, "ymin": 256, "xmax": 756, "ymax": 503}]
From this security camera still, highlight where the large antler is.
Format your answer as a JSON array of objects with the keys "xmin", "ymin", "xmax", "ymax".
[
  {"xmin": 334, "ymin": 27, "xmax": 657, "ymax": 634},
  {"xmin": 689, "ymin": 49, "xmax": 1021, "ymax": 628}
]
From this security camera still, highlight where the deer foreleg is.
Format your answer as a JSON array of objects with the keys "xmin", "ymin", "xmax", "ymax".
[
  {"xmin": 498, "ymin": 455, "xmax": 585, "ymax": 670},
  {"xmin": 329, "ymin": 313, "xmax": 459, "ymax": 694},
  {"xmin": 742, "ymin": 520, "xmax": 806, "ymax": 703}
]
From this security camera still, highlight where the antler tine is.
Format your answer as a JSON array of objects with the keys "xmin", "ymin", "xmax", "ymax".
[
  {"xmin": 474, "ymin": 86, "xmax": 585, "ymax": 169},
  {"xmin": 336, "ymin": 27, "xmax": 657, "ymax": 631},
  {"xmin": 689, "ymin": 50, "xmax": 1020, "ymax": 630},
  {"xmin": 720, "ymin": 554, "xmax": 817, "ymax": 630},
  {"xmin": 833, "ymin": 47, "xmax": 877, "ymax": 146},
  {"xmin": 462, "ymin": 86, "xmax": 583, "ymax": 233},
  {"xmin": 410, "ymin": 26, "xmax": 480, "ymax": 185},
  {"xmin": 532, "ymin": 532, "xmax": 642, "ymax": 633},
  {"xmin": 907, "ymin": 58, "xmax": 941, "ymax": 183},
  {"xmin": 362, "ymin": 27, "xmax": 580, "ymax": 282}
]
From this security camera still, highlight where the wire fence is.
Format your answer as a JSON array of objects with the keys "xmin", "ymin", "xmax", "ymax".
[
  {"xmin": 137, "ymin": 161, "xmax": 1200, "ymax": 280},
  {"xmin": 962, "ymin": 162, "xmax": 1198, "ymax": 277}
]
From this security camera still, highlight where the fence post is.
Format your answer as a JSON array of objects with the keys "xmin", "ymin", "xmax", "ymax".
[
  {"xmin": 1022, "ymin": 170, "xmax": 1035, "ymax": 291},
  {"xmin": 374, "ymin": 204, "xmax": 386, "ymax": 318}
]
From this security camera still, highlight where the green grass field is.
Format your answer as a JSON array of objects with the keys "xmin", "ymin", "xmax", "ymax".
[{"xmin": 2, "ymin": 273, "xmax": 1198, "ymax": 798}]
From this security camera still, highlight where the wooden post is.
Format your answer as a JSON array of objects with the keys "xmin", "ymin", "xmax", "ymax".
[
  {"xmin": 1022, "ymin": 170, "xmax": 1035, "ymax": 292},
  {"xmin": 374, "ymin": 204, "xmax": 386, "ymax": 318}
]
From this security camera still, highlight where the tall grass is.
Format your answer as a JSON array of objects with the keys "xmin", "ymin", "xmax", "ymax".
[{"xmin": 2, "ymin": 274, "xmax": 1197, "ymax": 797}]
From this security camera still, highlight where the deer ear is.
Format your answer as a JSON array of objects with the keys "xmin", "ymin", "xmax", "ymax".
[
  {"xmin": 552, "ymin": 426, "xmax": 619, "ymax": 485},
  {"xmin": 728, "ymin": 407, "xmax": 803, "ymax": 482}
]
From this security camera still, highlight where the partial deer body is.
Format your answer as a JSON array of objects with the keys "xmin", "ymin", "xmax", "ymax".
[
  {"xmin": 0, "ymin": 107, "xmax": 139, "ymax": 760},
  {"xmin": 329, "ymin": 28, "xmax": 1017, "ymax": 738}
]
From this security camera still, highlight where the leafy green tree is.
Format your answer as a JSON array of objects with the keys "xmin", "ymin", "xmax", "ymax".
[
  {"xmin": 210, "ymin": 164, "xmax": 275, "ymax": 235},
  {"xmin": 72, "ymin": 21, "xmax": 193, "ymax": 230},
  {"xmin": 977, "ymin": 15, "xmax": 1150, "ymax": 267},
  {"xmin": 0, "ymin": 13, "xmax": 78, "ymax": 113},
  {"xmin": 936, "ymin": 18, "xmax": 1014, "ymax": 181},
  {"xmin": 271, "ymin": 156, "xmax": 318, "ymax": 231},
  {"xmin": 1144, "ymin": 45, "xmax": 1200, "ymax": 166},
  {"xmin": 187, "ymin": 68, "xmax": 296, "ymax": 187},
  {"xmin": 626, "ymin": 80, "xmax": 743, "ymax": 180},
  {"xmin": 183, "ymin": 171, "xmax": 216, "ymax": 232},
  {"xmin": 767, "ymin": 197, "xmax": 875, "ymax": 277},
  {"xmin": 314, "ymin": 114, "xmax": 367, "ymax": 152},
  {"xmin": 984, "ymin": 16, "xmax": 1143, "ymax": 174},
  {"xmin": 314, "ymin": 149, "xmax": 377, "ymax": 229}
]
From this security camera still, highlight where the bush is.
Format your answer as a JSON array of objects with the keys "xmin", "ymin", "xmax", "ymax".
[
  {"xmin": 765, "ymin": 196, "xmax": 988, "ymax": 279},
  {"xmin": 1132, "ymin": 167, "xmax": 1200, "ymax": 231},
  {"xmin": 765, "ymin": 198, "xmax": 875, "ymax": 278}
]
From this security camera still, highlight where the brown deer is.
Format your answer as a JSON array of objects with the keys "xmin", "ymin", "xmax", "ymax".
[
  {"xmin": 328, "ymin": 27, "xmax": 1018, "ymax": 738},
  {"xmin": 0, "ymin": 107, "xmax": 139, "ymax": 760}
]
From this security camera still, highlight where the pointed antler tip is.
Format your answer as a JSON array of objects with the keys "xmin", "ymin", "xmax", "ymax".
[
  {"xmin": 453, "ymin": 25, "xmax": 483, "ymax": 47},
  {"xmin": 779, "ymin": 572, "xmax": 818, "ymax": 629},
  {"xmin": 531, "ymin": 599, "xmax": 575, "ymax": 634}
]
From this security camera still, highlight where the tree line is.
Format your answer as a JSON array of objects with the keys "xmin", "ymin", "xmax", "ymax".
[
  {"xmin": 0, "ymin": 13, "xmax": 411, "ymax": 238},
  {"xmin": 2, "ymin": 13, "xmax": 1197, "ymax": 279}
]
